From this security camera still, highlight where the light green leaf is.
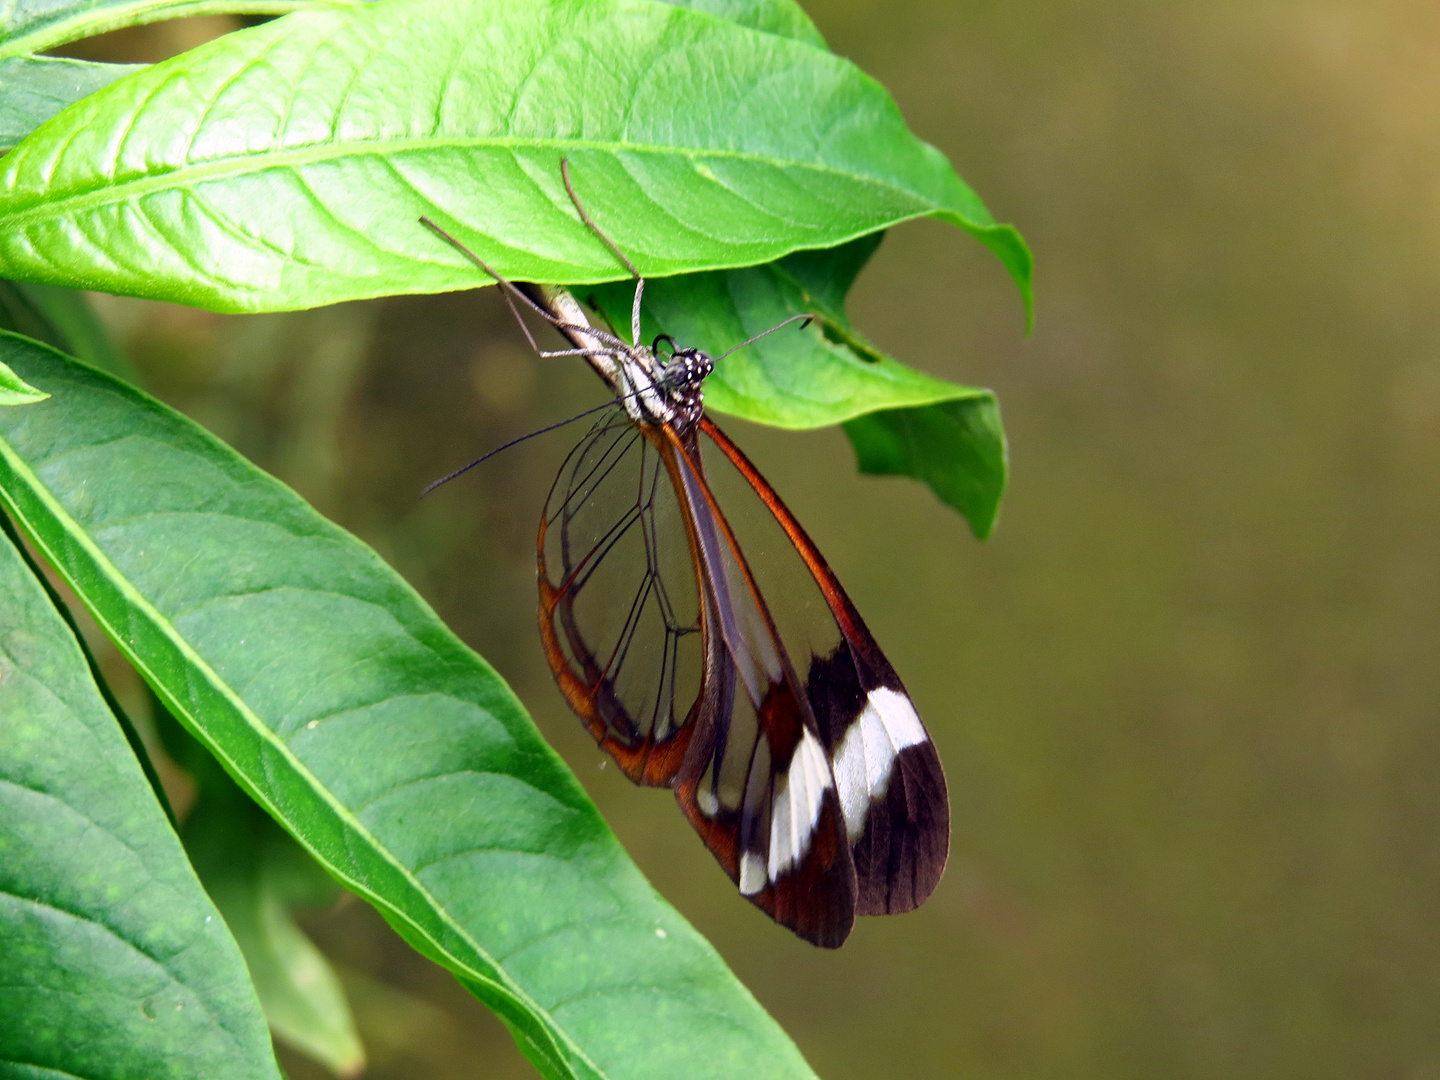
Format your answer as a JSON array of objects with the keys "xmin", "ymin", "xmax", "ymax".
[
  {"xmin": 0, "ymin": 329, "xmax": 819, "ymax": 1080},
  {"xmin": 589, "ymin": 233, "xmax": 1009, "ymax": 536},
  {"xmin": 0, "ymin": 0, "xmax": 1030, "ymax": 319},
  {"xmin": 0, "ymin": 355, "xmax": 50, "ymax": 404},
  {"xmin": 0, "ymin": 513, "xmax": 282, "ymax": 1080},
  {"xmin": 0, "ymin": 56, "xmax": 144, "ymax": 152}
]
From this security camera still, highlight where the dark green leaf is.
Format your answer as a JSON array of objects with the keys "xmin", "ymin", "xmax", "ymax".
[
  {"xmin": 0, "ymin": 280, "xmax": 137, "ymax": 379},
  {"xmin": 0, "ymin": 56, "xmax": 143, "ymax": 152},
  {"xmin": 845, "ymin": 398, "xmax": 1007, "ymax": 539},
  {"xmin": 145, "ymin": 693, "xmax": 363, "ymax": 1075},
  {"xmin": 0, "ymin": 0, "xmax": 361, "ymax": 57},
  {"xmin": 589, "ymin": 234, "xmax": 1009, "ymax": 535},
  {"xmin": 0, "ymin": 329, "xmax": 818, "ymax": 1080},
  {"xmin": 0, "ymin": 0, "xmax": 1030, "ymax": 319},
  {"xmin": 151, "ymin": 697, "xmax": 366, "ymax": 1077},
  {"xmin": 189, "ymin": 784, "xmax": 366, "ymax": 1077},
  {"xmin": 0, "ymin": 508, "xmax": 281, "ymax": 1080}
]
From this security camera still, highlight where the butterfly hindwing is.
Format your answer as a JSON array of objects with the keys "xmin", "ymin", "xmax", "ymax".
[
  {"xmin": 538, "ymin": 413, "xmax": 703, "ymax": 785},
  {"xmin": 533, "ymin": 386, "xmax": 946, "ymax": 943}
]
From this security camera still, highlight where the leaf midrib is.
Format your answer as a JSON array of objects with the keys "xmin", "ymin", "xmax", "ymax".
[
  {"xmin": 0, "ymin": 133, "xmax": 946, "ymax": 236},
  {"xmin": 0, "ymin": 423, "xmax": 607, "ymax": 1080}
]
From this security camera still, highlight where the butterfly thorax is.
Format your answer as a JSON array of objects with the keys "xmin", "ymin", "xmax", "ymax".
[{"xmin": 616, "ymin": 344, "xmax": 713, "ymax": 435}]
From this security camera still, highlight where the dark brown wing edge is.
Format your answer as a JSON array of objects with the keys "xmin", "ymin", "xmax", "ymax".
[
  {"xmin": 658, "ymin": 425, "xmax": 856, "ymax": 947},
  {"xmin": 699, "ymin": 417, "xmax": 950, "ymax": 916},
  {"xmin": 536, "ymin": 424, "xmax": 695, "ymax": 787}
]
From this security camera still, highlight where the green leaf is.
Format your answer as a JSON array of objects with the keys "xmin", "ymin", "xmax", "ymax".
[
  {"xmin": 0, "ymin": 0, "xmax": 818, "ymax": 155},
  {"xmin": 0, "ymin": 0, "xmax": 363, "ymax": 58},
  {"xmin": 0, "ymin": 280, "xmax": 137, "ymax": 379},
  {"xmin": 0, "ymin": 329, "xmax": 818, "ymax": 1080},
  {"xmin": 657, "ymin": 0, "xmax": 824, "ymax": 46},
  {"xmin": 0, "ymin": 356, "xmax": 49, "ymax": 404},
  {"xmin": 151, "ymin": 697, "xmax": 366, "ymax": 1077},
  {"xmin": 844, "ymin": 399, "xmax": 1007, "ymax": 539},
  {"xmin": 0, "ymin": 0, "xmax": 1030, "ymax": 319},
  {"xmin": 189, "ymin": 784, "xmax": 367, "ymax": 1077},
  {"xmin": 0, "ymin": 511, "xmax": 282, "ymax": 1079},
  {"xmin": 589, "ymin": 233, "xmax": 1009, "ymax": 536},
  {"xmin": 0, "ymin": 56, "xmax": 144, "ymax": 152}
]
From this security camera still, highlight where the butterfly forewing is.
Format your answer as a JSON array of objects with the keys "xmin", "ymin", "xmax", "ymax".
[
  {"xmin": 697, "ymin": 419, "xmax": 950, "ymax": 916},
  {"xmin": 538, "ymin": 413, "xmax": 704, "ymax": 784}
]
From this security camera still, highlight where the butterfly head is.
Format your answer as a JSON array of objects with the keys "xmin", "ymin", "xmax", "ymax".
[{"xmin": 656, "ymin": 342, "xmax": 714, "ymax": 390}]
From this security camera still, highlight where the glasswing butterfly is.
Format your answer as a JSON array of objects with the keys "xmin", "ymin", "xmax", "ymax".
[{"xmin": 421, "ymin": 161, "xmax": 949, "ymax": 947}]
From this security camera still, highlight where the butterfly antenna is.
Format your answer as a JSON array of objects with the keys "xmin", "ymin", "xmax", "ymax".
[
  {"xmin": 561, "ymin": 159, "xmax": 641, "ymax": 280},
  {"xmin": 418, "ymin": 216, "xmax": 632, "ymax": 353},
  {"xmin": 420, "ymin": 397, "xmax": 628, "ymax": 497},
  {"xmin": 712, "ymin": 314, "xmax": 815, "ymax": 361}
]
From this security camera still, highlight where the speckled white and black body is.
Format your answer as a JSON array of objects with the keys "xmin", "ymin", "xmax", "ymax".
[{"xmin": 533, "ymin": 284, "xmax": 713, "ymax": 434}]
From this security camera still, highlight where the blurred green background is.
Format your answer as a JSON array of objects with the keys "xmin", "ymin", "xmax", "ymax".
[{"xmin": 62, "ymin": 0, "xmax": 1440, "ymax": 1077}]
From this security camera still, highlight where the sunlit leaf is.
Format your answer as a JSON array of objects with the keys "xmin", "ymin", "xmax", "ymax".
[
  {"xmin": 0, "ymin": 0, "xmax": 1030, "ymax": 319},
  {"xmin": 660, "ymin": 0, "xmax": 824, "ymax": 46},
  {"xmin": 0, "ymin": 514, "xmax": 281, "ymax": 1080},
  {"xmin": 0, "ymin": 329, "xmax": 819, "ymax": 1080}
]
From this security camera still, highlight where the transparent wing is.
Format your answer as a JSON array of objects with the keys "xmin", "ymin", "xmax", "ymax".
[
  {"xmin": 538, "ymin": 414, "xmax": 857, "ymax": 946},
  {"xmin": 538, "ymin": 412, "xmax": 704, "ymax": 785}
]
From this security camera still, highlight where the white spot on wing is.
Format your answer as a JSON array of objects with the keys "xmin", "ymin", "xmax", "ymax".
[
  {"xmin": 696, "ymin": 785, "xmax": 718, "ymax": 817},
  {"xmin": 871, "ymin": 687, "xmax": 927, "ymax": 749},
  {"xmin": 833, "ymin": 688, "xmax": 928, "ymax": 841},
  {"xmin": 767, "ymin": 730, "xmax": 833, "ymax": 882},
  {"xmin": 740, "ymin": 851, "xmax": 766, "ymax": 895}
]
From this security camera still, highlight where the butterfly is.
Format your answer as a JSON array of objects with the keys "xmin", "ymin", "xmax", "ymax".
[{"xmin": 421, "ymin": 161, "xmax": 948, "ymax": 947}]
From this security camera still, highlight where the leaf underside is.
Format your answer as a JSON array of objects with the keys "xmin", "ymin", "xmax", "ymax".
[
  {"xmin": 0, "ymin": 0, "xmax": 1030, "ymax": 319},
  {"xmin": 589, "ymin": 234, "xmax": 1009, "ymax": 535}
]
